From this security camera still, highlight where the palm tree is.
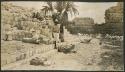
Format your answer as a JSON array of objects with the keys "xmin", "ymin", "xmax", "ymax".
[
  {"xmin": 41, "ymin": 2, "xmax": 54, "ymax": 17},
  {"xmin": 41, "ymin": 1, "xmax": 79, "ymax": 42},
  {"xmin": 56, "ymin": 2, "xmax": 79, "ymax": 42},
  {"xmin": 41, "ymin": 2, "xmax": 58, "ymax": 49}
]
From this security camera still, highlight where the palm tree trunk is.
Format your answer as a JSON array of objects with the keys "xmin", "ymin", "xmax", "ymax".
[{"xmin": 59, "ymin": 23, "xmax": 64, "ymax": 42}]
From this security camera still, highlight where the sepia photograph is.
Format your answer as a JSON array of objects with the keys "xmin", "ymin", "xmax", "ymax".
[{"xmin": 1, "ymin": 1, "xmax": 124, "ymax": 71}]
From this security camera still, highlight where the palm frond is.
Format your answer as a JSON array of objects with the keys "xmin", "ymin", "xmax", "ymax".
[
  {"xmin": 55, "ymin": 2, "xmax": 66, "ymax": 13},
  {"xmin": 47, "ymin": 2, "xmax": 54, "ymax": 11},
  {"xmin": 41, "ymin": 1, "xmax": 79, "ymax": 24},
  {"xmin": 71, "ymin": 7, "xmax": 79, "ymax": 15}
]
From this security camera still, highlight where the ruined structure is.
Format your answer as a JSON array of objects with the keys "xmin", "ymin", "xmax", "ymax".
[
  {"xmin": 73, "ymin": 17, "xmax": 94, "ymax": 26},
  {"xmin": 1, "ymin": 2, "xmax": 55, "ymax": 67},
  {"xmin": 67, "ymin": 17, "xmax": 95, "ymax": 34},
  {"xmin": 104, "ymin": 2, "xmax": 123, "ymax": 35},
  {"xmin": 1, "ymin": 2, "xmax": 55, "ymax": 41}
]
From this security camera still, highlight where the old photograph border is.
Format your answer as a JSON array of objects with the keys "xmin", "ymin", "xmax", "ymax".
[{"xmin": 0, "ymin": 0, "xmax": 124, "ymax": 72}]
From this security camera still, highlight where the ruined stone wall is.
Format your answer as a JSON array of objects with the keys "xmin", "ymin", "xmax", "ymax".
[
  {"xmin": 1, "ymin": 2, "xmax": 56, "ymax": 67},
  {"xmin": 104, "ymin": 2, "xmax": 123, "ymax": 35},
  {"xmin": 105, "ymin": 2, "xmax": 123, "ymax": 24},
  {"xmin": 1, "ymin": 2, "xmax": 55, "ymax": 41}
]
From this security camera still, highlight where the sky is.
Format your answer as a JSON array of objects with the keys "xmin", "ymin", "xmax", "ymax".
[{"xmin": 3, "ymin": 1, "xmax": 117, "ymax": 24}]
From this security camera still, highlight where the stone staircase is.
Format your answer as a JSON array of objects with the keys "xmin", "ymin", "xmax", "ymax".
[
  {"xmin": 1, "ymin": 42, "xmax": 58, "ymax": 70},
  {"xmin": 1, "ymin": 49, "xmax": 58, "ymax": 70}
]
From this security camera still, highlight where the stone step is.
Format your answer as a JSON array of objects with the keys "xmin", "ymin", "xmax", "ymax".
[
  {"xmin": 1, "ymin": 49, "xmax": 57, "ymax": 70},
  {"xmin": 1, "ymin": 43, "xmax": 54, "ymax": 67}
]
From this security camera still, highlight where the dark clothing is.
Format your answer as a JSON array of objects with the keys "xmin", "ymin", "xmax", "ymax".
[{"xmin": 52, "ymin": 13, "xmax": 60, "ymax": 25}]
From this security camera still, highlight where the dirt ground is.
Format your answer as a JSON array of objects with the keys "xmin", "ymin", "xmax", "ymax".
[
  {"xmin": 5, "ymin": 38, "xmax": 103, "ymax": 71},
  {"xmin": 1, "ymin": 35, "xmax": 123, "ymax": 71}
]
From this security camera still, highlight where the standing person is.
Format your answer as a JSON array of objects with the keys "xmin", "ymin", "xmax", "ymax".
[
  {"xmin": 52, "ymin": 23, "xmax": 60, "ymax": 49},
  {"xmin": 52, "ymin": 12, "xmax": 60, "ymax": 49}
]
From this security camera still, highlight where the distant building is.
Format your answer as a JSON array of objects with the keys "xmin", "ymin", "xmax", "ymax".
[
  {"xmin": 73, "ymin": 17, "xmax": 94, "ymax": 26},
  {"xmin": 67, "ymin": 17, "xmax": 95, "ymax": 34}
]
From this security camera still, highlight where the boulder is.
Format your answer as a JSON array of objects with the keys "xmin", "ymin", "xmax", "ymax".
[
  {"xmin": 22, "ymin": 38, "xmax": 40, "ymax": 44},
  {"xmin": 39, "ymin": 35, "xmax": 53, "ymax": 44},
  {"xmin": 80, "ymin": 39, "xmax": 92, "ymax": 43},
  {"xmin": 43, "ymin": 61, "xmax": 52, "ymax": 66},
  {"xmin": 57, "ymin": 43, "xmax": 76, "ymax": 53},
  {"xmin": 30, "ymin": 58, "xmax": 41, "ymax": 66},
  {"xmin": 30, "ymin": 57, "xmax": 47, "ymax": 66}
]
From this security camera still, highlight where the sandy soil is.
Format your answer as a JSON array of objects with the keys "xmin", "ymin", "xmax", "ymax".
[
  {"xmin": 1, "ymin": 34, "xmax": 123, "ymax": 71},
  {"xmin": 8, "ymin": 38, "xmax": 103, "ymax": 71}
]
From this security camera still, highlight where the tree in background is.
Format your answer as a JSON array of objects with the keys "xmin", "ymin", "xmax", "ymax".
[{"xmin": 41, "ymin": 1, "xmax": 79, "ymax": 42}]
